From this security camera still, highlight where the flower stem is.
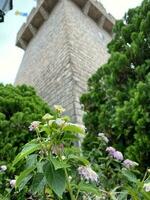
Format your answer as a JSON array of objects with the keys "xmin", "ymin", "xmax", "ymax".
[
  {"xmin": 75, "ymin": 188, "xmax": 80, "ymax": 200},
  {"xmin": 36, "ymin": 128, "xmax": 47, "ymax": 155},
  {"xmin": 64, "ymin": 168, "xmax": 75, "ymax": 200},
  {"xmin": 142, "ymin": 169, "xmax": 148, "ymax": 182}
]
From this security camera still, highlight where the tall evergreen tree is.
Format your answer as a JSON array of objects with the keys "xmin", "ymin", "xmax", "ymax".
[{"xmin": 81, "ymin": 0, "xmax": 150, "ymax": 169}]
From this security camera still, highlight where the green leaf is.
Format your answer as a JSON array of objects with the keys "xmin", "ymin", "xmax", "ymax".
[
  {"xmin": 16, "ymin": 166, "xmax": 35, "ymax": 191},
  {"xmin": 43, "ymin": 160, "xmax": 66, "ymax": 197},
  {"xmin": 78, "ymin": 182, "xmax": 101, "ymax": 196},
  {"xmin": 26, "ymin": 154, "xmax": 37, "ymax": 168},
  {"xmin": 13, "ymin": 142, "xmax": 41, "ymax": 166},
  {"xmin": 117, "ymin": 191, "xmax": 128, "ymax": 200},
  {"xmin": 126, "ymin": 186, "xmax": 139, "ymax": 200},
  {"xmin": 141, "ymin": 191, "xmax": 150, "ymax": 200},
  {"xmin": 62, "ymin": 123, "xmax": 85, "ymax": 134},
  {"xmin": 62, "ymin": 132, "xmax": 78, "ymax": 141},
  {"xmin": 50, "ymin": 157, "xmax": 70, "ymax": 170},
  {"xmin": 37, "ymin": 161, "xmax": 46, "ymax": 173},
  {"xmin": 68, "ymin": 154, "xmax": 89, "ymax": 165},
  {"xmin": 0, "ymin": 194, "xmax": 9, "ymax": 200},
  {"xmin": 31, "ymin": 173, "xmax": 46, "ymax": 194},
  {"xmin": 122, "ymin": 169, "xmax": 138, "ymax": 183}
]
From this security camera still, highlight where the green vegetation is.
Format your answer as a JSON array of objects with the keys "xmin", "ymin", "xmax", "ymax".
[
  {"xmin": 0, "ymin": 84, "xmax": 50, "ymax": 165},
  {"xmin": 81, "ymin": 0, "xmax": 150, "ymax": 170}
]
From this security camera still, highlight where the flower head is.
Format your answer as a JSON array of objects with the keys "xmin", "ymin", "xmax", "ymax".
[
  {"xmin": 106, "ymin": 147, "xmax": 123, "ymax": 161},
  {"xmin": 61, "ymin": 156, "xmax": 66, "ymax": 160},
  {"xmin": 78, "ymin": 166, "xmax": 98, "ymax": 182},
  {"xmin": 106, "ymin": 147, "xmax": 116, "ymax": 156},
  {"xmin": 113, "ymin": 151, "xmax": 124, "ymax": 161},
  {"xmin": 143, "ymin": 183, "xmax": 150, "ymax": 192},
  {"xmin": 10, "ymin": 179, "xmax": 16, "ymax": 188},
  {"xmin": 29, "ymin": 121, "xmax": 40, "ymax": 131},
  {"xmin": 54, "ymin": 105, "xmax": 65, "ymax": 113},
  {"xmin": 68, "ymin": 176, "xmax": 72, "ymax": 182},
  {"xmin": 123, "ymin": 159, "xmax": 138, "ymax": 169},
  {"xmin": 98, "ymin": 133, "xmax": 109, "ymax": 143},
  {"xmin": 0, "ymin": 165, "xmax": 7, "ymax": 172}
]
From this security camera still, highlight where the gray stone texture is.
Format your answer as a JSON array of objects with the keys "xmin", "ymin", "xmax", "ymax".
[{"xmin": 15, "ymin": 0, "xmax": 114, "ymax": 124}]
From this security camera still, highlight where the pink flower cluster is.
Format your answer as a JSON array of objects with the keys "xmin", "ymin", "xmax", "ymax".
[
  {"xmin": 106, "ymin": 147, "xmax": 123, "ymax": 161},
  {"xmin": 78, "ymin": 165, "xmax": 98, "ymax": 182},
  {"xmin": 106, "ymin": 146, "xmax": 138, "ymax": 169},
  {"xmin": 123, "ymin": 159, "xmax": 138, "ymax": 169}
]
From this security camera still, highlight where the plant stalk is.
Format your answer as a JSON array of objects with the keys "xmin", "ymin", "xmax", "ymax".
[{"xmin": 64, "ymin": 168, "xmax": 75, "ymax": 200}]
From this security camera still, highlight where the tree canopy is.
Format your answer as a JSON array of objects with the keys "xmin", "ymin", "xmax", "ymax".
[
  {"xmin": 0, "ymin": 84, "xmax": 51, "ymax": 164},
  {"xmin": 81, "ymin": 0, "xmax": 150, "ymax": 169}
]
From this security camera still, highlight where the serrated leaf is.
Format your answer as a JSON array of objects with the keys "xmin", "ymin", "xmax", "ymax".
[
  {"xmin": 43, "ymin": 160, "xmax": 66, "ymax": 197},
  {"xmin": 50, "ymin": 157, "xmax": 70, "ymax": 170},
  {"xmin": 26, "ymin": 154, "xmax": 37, "ymax": 168},
  {"xmin": 62, "ymin": 132, "xmax": 78, "ymax": 141},
  {"xmin": 78, "ymin": 182, "xmax": 101, "ymax": 196},
  {"xmin": 122, "ymin": 169, "xmax": 138, "ymax": 183},
  {"xmin": 37, "ymin": 161, "xmax": 46, "ymax": 173},
  {"xmin": 13, "ymin": 142, "xmax": 41, "ymax": 166},
  {"xmin": 16, "ymin": 166, "xmax": 35, "ymax": 191},
  {"xmin": 31, "ymin": 173, "xmax": 46, "ymax": 194}
]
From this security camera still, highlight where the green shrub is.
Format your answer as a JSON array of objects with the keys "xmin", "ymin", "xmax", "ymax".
[
  {"xmin": 0, "ymin": 84, "xmax": 51, "ymax": 165},
  {"xmin": 80, "ymin": 0, "xmax": 150, "ymax": 170}
]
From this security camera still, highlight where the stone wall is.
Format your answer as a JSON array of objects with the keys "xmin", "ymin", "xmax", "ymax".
[{"xmin": 15, "ymin": 0, "xmax": 114, "ymax": 123}]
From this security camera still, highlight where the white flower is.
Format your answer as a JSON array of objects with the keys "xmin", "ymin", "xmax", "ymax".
[
  {"xmin": 61, "ymin": 156, "xmax": 66, "ymax": 160},
  {"xmin": 68, "ymin": 176, "xmax": 72, "ymax": 182},
  {"xmin": 29, "ymin": 121, "xmax": 40, "ymax": 131},
  {"xmin": 55, "ymin": 118, "xmax": 65, "ymax": 126},
  {"xmin": 98, "ymin": 133, "xmax": 109, "ymax": 143},
  {"xmin": 123, "ymin": 159, "xmax": 138, "ymax": 169},
  {"xmin": 0, "ymin": 165, "xmax": 7, "ymax": 172},
  {"xmin": 54, "ymin": 105, "xmax": 65, "ymax": 113},
  {"xmin": 78, "ymin": 166, "xmax": 98, "ymax": 182},
  {"xmin": 10, "ymin": 179, "xmax": 16, "ymax": 188},
  {"xmin": 143, "ymin": 183, "xmax": 150, "ymax": 192}
]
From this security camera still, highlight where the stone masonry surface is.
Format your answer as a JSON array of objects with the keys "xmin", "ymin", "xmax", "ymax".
[{"xmin": 15, "ymin": 0, "xmax": 115, "ymax": 124}]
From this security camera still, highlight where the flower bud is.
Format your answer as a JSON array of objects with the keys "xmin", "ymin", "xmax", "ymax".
[
  {"xmin": 0, "ymin": 165, "xmax": 7, "ymax": 172},
  {"xmin": 10, "ymin": 179, "xmax": 16, "ymax": 188}
]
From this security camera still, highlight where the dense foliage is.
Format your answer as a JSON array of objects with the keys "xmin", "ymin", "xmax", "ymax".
[
  {"xmin": 81, "ymin": 0, "xmax": 150, "ymax": 169},
  {"xmin": 1, "ymin": 110, "xmax": 150, "ymax": 200},
  {"xmin": 0, "ymin": 84, "xmax": 50, "ymax": 165},
  {"xmin": 11, "ymin": 106, "xmax": 100, "ymax": 200}
]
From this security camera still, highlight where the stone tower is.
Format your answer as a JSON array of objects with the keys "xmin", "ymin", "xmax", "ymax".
[{"xmin": 15, "ymin": 0, "xmax": 115, "ymax": 124}]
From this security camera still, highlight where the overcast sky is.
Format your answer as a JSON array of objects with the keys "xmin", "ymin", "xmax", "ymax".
[{"xmin": 0, "ymin": 0, "xmax": 143, "ymax": 84}]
